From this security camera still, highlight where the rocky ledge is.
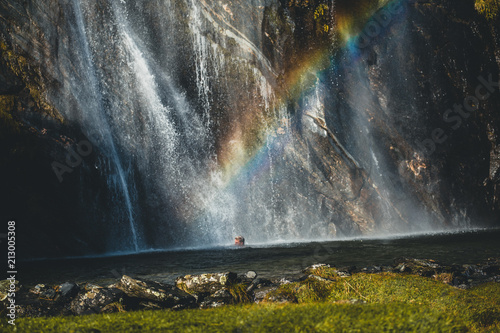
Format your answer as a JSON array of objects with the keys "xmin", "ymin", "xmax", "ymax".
[{"xmin": 2, "ymin": 257, "xmax": 499, "ymax": 318}]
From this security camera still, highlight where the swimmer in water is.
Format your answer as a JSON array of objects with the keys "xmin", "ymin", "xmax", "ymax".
[{"xmin": 234, "ymin": 236, "xmax": 245, "ymax": 246}]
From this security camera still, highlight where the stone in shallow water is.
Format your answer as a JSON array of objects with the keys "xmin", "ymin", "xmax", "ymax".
[{"xmin": 245, "ymin": 271, "xmax": 257, "ymax": 279}]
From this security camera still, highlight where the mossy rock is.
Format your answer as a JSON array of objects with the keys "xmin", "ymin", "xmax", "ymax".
[
  {"xmin": 0, "ymin": 41, "xmax": 62, "ymax": 122},
  {"xmin": 175, "ymin": 272, "xmax": 238, "ymax": 294}
]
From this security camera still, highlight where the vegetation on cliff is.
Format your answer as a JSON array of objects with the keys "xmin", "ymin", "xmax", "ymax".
[
  {"xmin": 475, "ymin": 0, "xmax": 500, "ymax": 19},
  {"xmin": 0, "ymin": 41, "xmax": 62, "ymax": 122}
]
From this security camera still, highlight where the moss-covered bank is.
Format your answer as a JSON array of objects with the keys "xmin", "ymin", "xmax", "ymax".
[{"xmin": 3, "ymin": 272, "xmax": 499, "ymax": 332}]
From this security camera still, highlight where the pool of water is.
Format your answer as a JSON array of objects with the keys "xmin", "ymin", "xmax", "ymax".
[{"xmin": 19, "ymin": 229, "xmax": 500, "ymax": 287}]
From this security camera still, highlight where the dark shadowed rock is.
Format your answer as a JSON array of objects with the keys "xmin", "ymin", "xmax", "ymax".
[
  {"xmin": 272, "ymin": 275, "xmax": 307, "ymax": 286},
  {"xmin": 199, "ymin": 288, "xmax": 234, "ymax": 309},
  {"xmin": 29, "ymin": 284, "xmax": 47, "ymax": 296},
  {"xmin": 41, "ymin": 288, "xmax": 57, "ymax": 300},
  {"xmin": 59, "ymin": 282, "xmax": 80, "ymax": 300},
  {"xmin": 199, "ymin": 297, "xmax": 229, "ymax": 308},
  {"xmin": 393, "ymin": 258, "xmax": 442, "ymax": 276},
  {"xmin": 246, "ymin": 278, "xmax": 274, "ymax": 293},
  {"xmin": 212, "ymin": 288, "xmax": 232, "ymax": 299},
  {"xmin": 362, "ymin": 266, "xmax": 382, "ymax": 274},
  {"xmin": 253, "ymin": 286, "xmax": 278, "ymax": 303},
  {"xmin": 264, "ymin": 290, "xmax": 298, "ymax": 304}
]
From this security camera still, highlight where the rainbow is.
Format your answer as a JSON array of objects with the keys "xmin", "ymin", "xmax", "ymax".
[{"xmin": 196, "ymin": 0, "xmax": 408, "ymax": 220}]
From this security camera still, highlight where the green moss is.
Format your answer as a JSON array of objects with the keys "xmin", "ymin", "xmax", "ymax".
[
  {"xmin": 265, "ymin": 277, "xmax": 333, "ymax": 303},
  {"xmin": 266, "ymin": 273, "xmax": 500, "ymax": 332},
  {"xmin": 264, "ymin": 282, "xmax": 298, "ymax": 303}
]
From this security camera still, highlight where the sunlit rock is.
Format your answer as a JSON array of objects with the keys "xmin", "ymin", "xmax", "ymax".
[
  {"xmin": 117, "ymin": 275, "xmax": 196, "ymax": 309},
  {"xmin": 176, "ymin": 272, "xmax": 238, "ymax": 294},
  {"xmin": 70, "ymin": 287, "xmax": 125, "ymax": 315}
]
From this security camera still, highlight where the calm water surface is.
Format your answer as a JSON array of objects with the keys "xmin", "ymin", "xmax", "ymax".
[{"xmin": 20, "ymin": 229, "xmax": 500, "ymax": 287}]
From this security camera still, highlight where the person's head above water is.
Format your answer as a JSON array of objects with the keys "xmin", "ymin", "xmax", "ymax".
[{"xmin": 234, "ymin": 236, "xmax": 245, "ymax": 246}]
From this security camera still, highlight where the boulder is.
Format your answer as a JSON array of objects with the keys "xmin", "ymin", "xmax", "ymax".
[
  {"xmin": 302, "ymin": 264, "xmax": 330, "ymax": 274},
  {"xmin": 27, "ymin": 283, "xmax": 57, "ymax": 300},
  {"xmin": 253, "ymin": 286, "xmax": 278, "ymax": 303},
  {"xmin": 16, "ymin": 298, "xmax": 71, "ymax": 317},
  {"xmin": 16, "ymin": 288, "xmax": 74, "ymax": 317},
  {"xmin": 246, "ymin": 278, "xmax": 273, "ymax": 293},
  {"xmin": 199, "ymin": 288, "xmax": 234, "ymax": 309},
  {"xmin": 393, "ymin": 258, "xmax": 443, "ymax": 277},
  {"xmin": 118, "ymin": 275, "xmax": 196, "ymax": 309},
  {"xmin": 264, "ymin": 289, "xmax": 298, "ymax": 304},
  {"xmin": 273, "ymin": 275, "xmax": 306, "ymax": 285},
  {"xmin": 362, "ymin": 266, "xmax": 382, "ymax": 274},
  {"xmin": 40, "ymin": 288, "xmax": 57, "ymax": 300},
  {"xmin": 0, "ymin": 279, "xmax": 19, "ymax": 301},
  {"xmin": 70, "ymin": 286, "xmax": 125, "ymax": 315},
  {"xmin": 58, "ymin": 282, "xmax": 80, "ymax": 300},
  {"xmin": 29, "ymin": 284, "xmax": 47, "ymax": 295},
  {"xmin": 175, "ymin": 272, "xmax": 237, "ymax": 294}
]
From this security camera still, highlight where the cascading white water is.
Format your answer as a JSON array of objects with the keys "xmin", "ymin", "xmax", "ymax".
[
  {"xmin": 55, "ymin": 0, "xmax": 454, "ymax": 253},
  {"xmin": 69, "ymin": 0, "xmax": 140, "ymax": 251}
]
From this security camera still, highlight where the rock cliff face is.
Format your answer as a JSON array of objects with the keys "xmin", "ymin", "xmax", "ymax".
[{"xmin": 0, "ymin": 0, "xmax": 499, "ymax": 258}]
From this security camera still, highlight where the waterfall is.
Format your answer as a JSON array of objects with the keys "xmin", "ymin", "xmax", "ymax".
[
  {"xmin": 69, "ymin": 0, "xmax": 140, "ymax": 251},
  {"xmin": 36, "ymin": 0, "xmax": 481, "ymax": 255}
]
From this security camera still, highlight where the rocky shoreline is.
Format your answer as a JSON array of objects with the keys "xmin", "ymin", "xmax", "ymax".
[{"xmin": 2, "ymin": 257, "xmax": 499, "ymax": 318}]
